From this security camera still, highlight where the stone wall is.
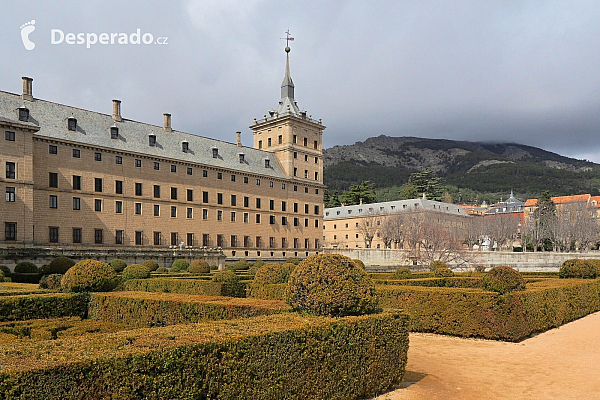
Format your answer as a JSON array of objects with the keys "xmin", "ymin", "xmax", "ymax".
[
  {"xmin": 323, "ymin": 247, "xmax": 600, "ymax": 272},
  {"xmin": 0, "ymin": 246, "xmax": 225, "ymax": 271}
]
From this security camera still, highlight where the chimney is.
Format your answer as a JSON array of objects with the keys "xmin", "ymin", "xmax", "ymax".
[
  {"xmin": 112, "ymin": 100, "xmax": 122, "ymax": 122},
  {"xmin": 236, "ymin": 131, "xmax": 242, "ymax": 147},
  {"xmin": 21, "ymin": 77, "xmax": 33, "ymax": 101},
  {"xmin": 164, "ymin": 113, "xmax": 172, "ymax": 132}
]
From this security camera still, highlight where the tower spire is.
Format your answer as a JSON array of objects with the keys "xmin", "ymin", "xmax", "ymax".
[
  {"xmin": 281, "ymin": 48, "xmax": 295, "ymax": 99},
  {"xmin": 276, "ymin": 30, "xmax": 300, "ymax": 116}
]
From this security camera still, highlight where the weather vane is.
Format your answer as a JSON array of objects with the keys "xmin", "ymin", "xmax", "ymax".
[{"xmin": 280, "ymin": 29, "xmax": 295, "ymax": 47}]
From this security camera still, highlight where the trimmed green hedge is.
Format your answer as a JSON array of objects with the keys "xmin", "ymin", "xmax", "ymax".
[
  {"xmin": 88, "ymin": 292, "xmax": 289, "ymax": 327},
  {"xmin": 123, "ymin": 278, "xmax": 248, "ymax": 297},
  {"xmin": 378, "ymin": 279, "xmax": 600, "ymax": 341},
  {"xmin": 0, "ymin": 311, "xmax": 409, "ymax": 400},
  {"xmin": 10, "ymin": 273, "xmax": 41, "ymax": 284},
  {"xmin": 379, "ymin": 277, "xmax": 484, "ymax": 288},
  {"xmin": 248, "ymin": 283, "xmax": 288, "ymax": 300},
  {"xmin": 0, "ymin": 293, "xmax": 89, "ymax": 322}
]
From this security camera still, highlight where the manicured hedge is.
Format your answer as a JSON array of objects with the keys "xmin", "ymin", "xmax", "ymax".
[
  {"xmin": 378, "ymin": 278, "xmax": 600, "ymax": 341},
  {"xmin": 0, "ymin": 311, "xmax": 409, "ymax": 400},
  {"xmin": 248, "ymin": 283, "xmax": 287, "ymax": 300},
  {"xmin": 10, "ymin": 273, "xmax": 41, "ymax": 284},
  {"xmin": 88, "ymin": 292, "xmax": 289, "ymax": 327},
  {"xmin": 379, "ymin": 277, "xmax": 484, "ymax": 288},
  {"xmin": 0, "ymin": 293, "xmax": 89, "ymax": 322},
  {"xmin": 123, "ymin": 278, "xmax": 248, "ymax": 297},
  {"xmin": 0, "ymin": 283, "xmax": 51, "ymax": 296}
]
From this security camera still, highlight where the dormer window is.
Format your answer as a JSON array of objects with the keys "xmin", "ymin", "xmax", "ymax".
[
  {"xmin": 149, "ymin": 135, "xmax": 156, "ymax": 146},
  {"xmin": 238, "ymin": 153, "xmax": 245, "ymax": 163},
  {"xmin": 182, "ymin": 141, "xmax": 189, "ymax": 153},
  {"xmin": 212, "ymin": 147, "xmax": 218, "ymax": 158},
  {"xmin": 264, "ymin": 159, "xmax": 270, "ymax": 168},
  {"xmin": 18, "ymin": 106, "xmax": 29, "ymax": 122},
  {"xmin": 110, "ymin": 126, "xmax": 119, "ymax": 139},
  {"xmin": 68, "ymin": 117, "xmax": 77, "ymax": 131}
]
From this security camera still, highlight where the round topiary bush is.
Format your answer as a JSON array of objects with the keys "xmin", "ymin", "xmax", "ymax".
[
  {"xmin": 155, "ymin": 266, "xmax": 169, "ymax": 274},
  {"xmin": 482, "ymin": 265, "xmax": 526, "ymax": 294},
  {"xmin": 428, "ymin": 260, "xmax": 447, "ymax": 272},
  {"xmin": 226, "ymin": 259, "xmax": 250, "ymax": 271},
  {"xmin": 392, "ymin": 267, "xmax": 412, "ymax": 279},
  {"xmin": 434, "ymin": 267, "xmax": 454, "ymax": 277},
  {"xmin": 559, "ymin": 259, "xmax": 597, "ymax": 279},
  {"xmin": 0, "ymin": 265, "xmax": 11, "ymax": 277},
  {"xmin": 42, "ymin": 257, "xmax": 75, "ymax": 275},
  {"xmin": 189, "ymin": 260, "xmax": 210, "ymax": 274},
  {"xmin": 122, "ymin": 264, "xmax": 151, "ymax": 280},
  {"xmin": 286, "ymin": 254, "xmax": 378, "ymax": 317},
  {"xmin": 39, "ymin": 274, "xmax": 63, "ymax": 290},
  {"xmin": 253, "ymin": 263, "xmax": 296, "ymax": 285},
  {"xmin": 61, "ymin": 259, "xmax": 118, "ymax": 292},
  {"xmin": 352, "ymin": 259, "xmax": 366, "ymax": 269},
  {"xmin": 171, "ymin": 259, "xmax": 189, "ymax": 272},
  {"xmin": 211, "ymin": 270, "xmax": 240, "ymax": 283},
  {"xmin": 14, "ymin": 262, "xmax": 38, "ymax": 274},
  {"xmin": 143, "ymin": 260, "xmax": 160, "ymax": 271},
  {"xmin": 109, "ymin": 259, "xmax": 127, "ymax": 273}
]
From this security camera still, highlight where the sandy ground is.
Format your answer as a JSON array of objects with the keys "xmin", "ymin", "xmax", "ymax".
[{"xmin": 375, "ymin": 311, "xmax": 600, "ymax": 400}]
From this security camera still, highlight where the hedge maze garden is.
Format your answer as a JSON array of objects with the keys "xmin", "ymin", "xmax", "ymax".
[{"xmin": 0, "ymin": 255, "xmax": 599, "ymax": 398}]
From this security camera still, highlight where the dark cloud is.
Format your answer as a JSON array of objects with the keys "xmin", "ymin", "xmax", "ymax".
[{"xmin": 2, "ymin": 1, "xmax": 600, "ymax": 160}]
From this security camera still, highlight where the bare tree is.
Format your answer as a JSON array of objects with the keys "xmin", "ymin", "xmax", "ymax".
[
  {"xmin": 357, "ymin": 213, "xmax": 379, "ymax": 248},
  {"xmin": 484, "ymin": 215, "xmax": 520, "ymax": 251}
]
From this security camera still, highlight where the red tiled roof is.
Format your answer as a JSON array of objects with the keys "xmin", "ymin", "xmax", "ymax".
[{"xmin": 524, "ymin": 194, "xmax": 591, "ymax": 207}]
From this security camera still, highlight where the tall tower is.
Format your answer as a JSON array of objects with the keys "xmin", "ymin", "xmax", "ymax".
[{"xmin": 251, "ymin": 44, "xmax": 325, "ymax": 184}]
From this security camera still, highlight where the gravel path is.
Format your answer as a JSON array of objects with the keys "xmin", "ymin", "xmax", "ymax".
[{"xmin": 375, "ymin": 311, "xmax": 600, "ymax": 399}]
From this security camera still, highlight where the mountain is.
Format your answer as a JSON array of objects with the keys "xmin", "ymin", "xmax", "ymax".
[{"xmin": 323, "ymin": 135, "xmax": 600, "ymax": 201}]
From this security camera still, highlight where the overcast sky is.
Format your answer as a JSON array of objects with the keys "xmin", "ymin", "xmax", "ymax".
[{"xmin": 3, "ymin": 1, "xmax": 600, "ymax": 162}]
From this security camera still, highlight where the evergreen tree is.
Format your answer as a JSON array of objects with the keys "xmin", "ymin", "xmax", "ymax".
[
  {"xmin": 339, "ymin": 181, "xmax": 376, "ymax": 205},
  {"xmin": 403, "ymin": 168, "xmax": 442, "ymax": 201},
  {"xmin": 329, "ymin": 190, "xmax": 342, "ymax": 207}
]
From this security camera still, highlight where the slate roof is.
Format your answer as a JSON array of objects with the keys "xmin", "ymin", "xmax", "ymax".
[
  {"xmin": 0, "ymin": 90, "xmax": 288, "ymax": 179},
  {"xmin": 324, "ymin": 198, "xmax": 468, "ymax": 220}
]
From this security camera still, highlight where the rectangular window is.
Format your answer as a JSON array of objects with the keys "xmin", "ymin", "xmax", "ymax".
[
  {"xmin": 217, "ymin": 193, "xmax": 223, "ymax": 205},
  {"xmin": 283, "ymin": 238, "xmax": 289, "ymax": 249},
  {"xmin": 217, "ymin": 234, "xmax": 224, "ymax": 247},
  {"xmin": 314, "ymin": 140, "xmax": 318, "ymax": 149},
  {"xmin": 154, "ymin": 162, "xmax": 160, "ymax": 170},
  {"xmin": 72, "ymin": 149, "xmax": 80, "ymax": 158},
  {"xmin": 171, "ymin": 164, "xmax": 177, "ymax": 173},
  {"xmin": 282, "ymin": 216, "xmax": 288, "ymax": 226},
  {"xmin": 111, "ymin": 127, "xmax": 119, "ymax": 139},
  {"xmin": 49, "ymin": 172, "xmax": 58, "ymax": 188},
  {"xmin": 256, "ymin": 236, "xmax": 262, "ymax": 248},
  {"xmin": 95, "ymin": 229, "xmax": 103, "ymax": 244},
  {"xmin": 315, "ymin": 219, "xmax": 319, "ymax": 228},
  {"xmin": 135, "ymin": 182, "xmax": 142, "ymax": 196},
  {"xmin": 154, "ymin": 185, "xmax": 160, "ymax": 198},
  {"xmin": 171, "ymin": 233, "xmax": 178, "ymax": 246},
  {"xmin": 294, "ymin": 203, "xmax": 298, "ymax": 213},
  {"xmin": 269, "ymin": 181, "xmax": 274, "ymax": 188},
  {"xmin": 49, "ymin": 227, "xmax": 59, "ymax": 243},
  {"xmin": 314, "ymin": 205, "xmax": 320, "ymax": 215},
  {"xmin": 187, "ymin": 189, "xmax": 193, "ymax": 202},
  {"xmin": 202, "ymin": 170, "xmax": 208, "ymax": 178},
  {"xmin": 203, "ymin": 234, "xmax": 210, "ymax": 247},
  {"xmin": 115, "ymin": 156, "xmax": 122, "ymax": 164},
  {"xmin": 304, "ymin": 170, "xmax": 308, "ymax": 179},
  {"xmin": 5, "ymin": 223, "xmax": 17, "ymax": 241},
  {"xmin": 115, "ymin": 230, "xmax": 124, "ymax": 245},
  {"xmin": 5, "ymin": 187, "xmax": 15, "ymax": 202},
  {"xmin": 269, "ymin": 199, "xmax": 274, "ymax": 210},
  {"xmin": 94, "ymin": 199, "xmax": 102, "ymax": 212},
  {"xmin": 154, "ymin": 204, "xmax": 160, "ymax": 216},
  {"xmin": 72, "ymin": 228, "xmax": 82, "ymax": 244},
  {"xmin": 217, "ymin": 210, "xmax": 223, "ymax": 221},
  {"xmin": 293, "ymin": 135, "xmax": 297, "ymax": 144},
  {"xmin": 282, "ymin": 183, "xmax": 286, "ymax": 190},
  {"xmin": 256, "ymin": 214, "xmax": 261, "ymax": 224},
  {"xmin": 231, "ymin": 174, "xmax": 236, "ymax": 182},
  {"xmin": 268, "ymin": 138, "xmax": 271, "ymax": 147},
  {"xmin": 116, "ymin": 201, "xmax": 123, "ymax": 214},
  {"xmin": 294, "ymin": 217, "xmax": 299, "ymax": 227},
  {"xmin": 72, "ymin": 197, "xmax": 81, "ymax": 210},
  {"xmin": 244, "ymin": 236, "xmax": 250, "ymax": 248},
  {"xmin": 303, "ymin": 137, "xmax": 308, "ymax": 146},
  {"xmin": 171, "ymin": 187, "xmax": 178, "ymax": 200},
  {"xmin": 270, "ymin": 237, "xmax": 276, "ymax": 248},
  {"xmin": 115, "ymin": 180, "xmax": 123, "ymax": 194},
  {"xmin": 278, "ymin": 135, "xmax": 282, "ymax": 144},
  {"xmin": 94, "ymin": 178, "xmax": 103, "ymax": 193},
  {"xmin": 72, "ymin": 175, "xmax": 81, "ymax": 190},
  {"xmin": 203, "ymin": 191, "xmax": 209, "ymax": 203},
  {"xmin": 49, "ymin": 195, "xmax": 58, "ymax": 209},
  {"xmin": 294, "ymin": 152, "xmax": 297, "ymax": 159},
  {"xmin": 187, "ymin": 207, "xmax": 193, "ymax": 219},
  {"xmin": 304, "ymin": 218, "xmax": 309, "ymax": 227},
  {"xmin": 231, "ymin": 212, "xmax": 236, "ymax": 222},
  {"xmin": 244, "ymin": 196, "xmax": 249, "ymax": 207},
  {"xmin": 49, "ymin": 145, "xmax": 57, "ymax": 154},
  {"xmin": 95, "ymin": 152, "xmax": 102, "ymax": 161},
  {"xmin": 202, "ymin": 209, "xmax": 208, "ymax": 220},
  {"xmin": 217, "ymin": 172, "xmax": 222, "ymax": 180},
  {"xmin": 135, "ymin": 203, "xmax": 142, "ymax": 215},
  {"xmin": 304, "ymin": 187, "xmax": 309, "ymax": 193},
  {"xmin": 5, "ymin": 131, "xmax": 15, "ymax": 141},
  {"xmin": 258, "ymin": 140, "xmax": 262, "ymax": 149},
  {"xmin": 187, "ymin": 233, "xmax": 194, "ymax": 247},
  {"xmin": 135, "ymin": 159, "xmax": 142, "ymax": 168},
  {"xmin": 243, "ymin": 212, "xmax": 249, "ymax": 223},
  {"xmin": 231, "ymin": 235, "xmax": 237, "ymax": 248},
  {"xmin": 282, "ymin": 201, "xmax": 287, "ymax": 212},
  {"xmin": 244, "ymin": 176, "xmax": 248, "ymax": 184},
  {"xmin": 136, "ymin": 231, "xmax": 143, "ymax": 246},
  {"xmin": 171, "ymin": 206, "xmax": 177, "ymax": 218},
  {"xmin": 315, "ymin": 172, "xmax": 319, "ymax": 180},
  {"xmin": 256, "ymin": 198, "xmax": 261, "ymax": 209},
  {"xmin": 187, "ymin": 167, "xmax": 193, "ymax": 175},
  {"xmin": 305, "ymin": 204, "xmax": 309, "ymax": 214},
  {"xmin": 270, "ymin": 215, "xmax": 276, "ymax": 225},
  {"xmin": 294, "ymin": 185, "xmax": 298, "ymax": 192},
  {"xmin": 256, "ymin": 179, "xmax": 261, "ymax": 186},
  {"xmin": 293, "ymin": 167, "xmax": 297, "ymax": 177},
  {"xmin": 153, "ymin": 231, "xmax": 161, "ymax": 246},
  {"xmin": 6, "ymin": 162, "xmax": 16, "ymax": 179},
  {"xmin": 149, "ymin": 135, "xmax": 156, "ymax": 146},
  {"xmin": 231, "ymin": 195, "xmax": 237, "ymax": 206}
]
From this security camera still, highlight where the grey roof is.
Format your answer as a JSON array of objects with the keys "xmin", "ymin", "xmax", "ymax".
[
  {"xmin": 324, "ymin": 198, "xmax": 469, "ymax": 220},
  {"xmin": 0, "ymin": 90, "xmax": 288, "ymax": 179}
]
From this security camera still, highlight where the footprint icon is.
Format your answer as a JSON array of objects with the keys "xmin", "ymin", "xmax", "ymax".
[{"xmin": 20, "ymin": 20, "xmax": 36, "ymax": 51}]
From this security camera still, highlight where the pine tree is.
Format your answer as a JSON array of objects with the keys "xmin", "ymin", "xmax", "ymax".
[
  {"xmin": 339, "ymin": 181, "xmax": 376, "ymax": 205},
  {"xmin": 402, "ymin": 169, "xmax": 442, "ymax": 201}
]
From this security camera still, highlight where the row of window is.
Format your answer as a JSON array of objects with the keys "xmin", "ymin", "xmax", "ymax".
[{"xmin": 257, "ymin": 135, "xmax": 319, "ymax": 150}]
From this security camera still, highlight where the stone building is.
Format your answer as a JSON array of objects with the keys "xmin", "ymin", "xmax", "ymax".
[{"xmin": 0, "ymin": 46, "xmax": 325, "ymax": 259}]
